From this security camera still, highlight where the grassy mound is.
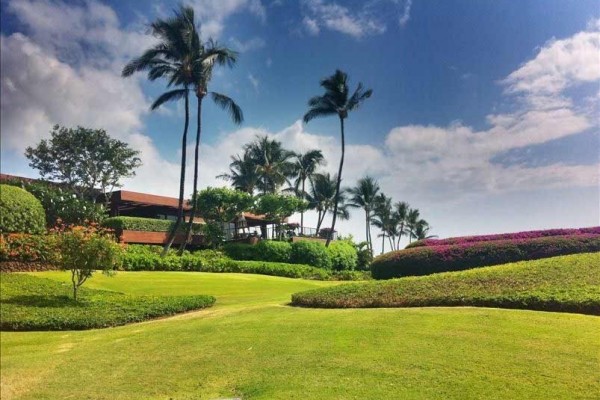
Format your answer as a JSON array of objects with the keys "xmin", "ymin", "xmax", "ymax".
[
  {"xmin": 0, "ymin": 273, "xmax": 215, "ymax": 331},
  {"xmin": 371, "ymin": 234, "xmax": 600, "ymax": 279},
  {"xmin": 292, "ymin": 253, "xmax": 600, "ymax": 315}
]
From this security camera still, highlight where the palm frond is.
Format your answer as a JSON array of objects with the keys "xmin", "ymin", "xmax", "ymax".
[
  {"xmin": 150, "ymin": 88, "xmax": 188, "ymax": 110},
  {"xmin": 210, "ymin": 92, "xmax": 244, "ymax": 124}
]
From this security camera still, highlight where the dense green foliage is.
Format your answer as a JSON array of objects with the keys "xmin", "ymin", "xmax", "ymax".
[
  {"xmin": 223, "ymin": 242, "xmax": 259, "ymax": 260},
  {"xmin": 25, "ymin": 125, "xmax": 141, "ymax": 201},
  {"xmin": 3, "ymin": 180, "xmax": 106, "ymax": 227},
  {"xmin": 254, "ymin": 240, "xmax": 292, "ymax": 263},
  {"xmin": 0, "ymin": 185, "xmax": 46, "ymax": 234},
  {"xmin": 119, "ymin": 245, "xmax": 367, "ymax": 280},
  {"xmin": 102, "ymin": 216, "xmax": 198, "ymax": 233},
  {"xmin": 291, "ymin": 240, "xmax": 333, "ymax": 269},
  {"xmin": 0, "ymin": 273, "xmax": 215, "ymax": 330},
  {"xmin": 327, "ymin": 240, "xmax": 358, "ymax": 271},
  {"xmin": 292, "ymin": 253, "xmax": 600, "ymax": 314},
  {"xmin": 371, "ymin": 234, "xmax": 600, "ymax": 279},
  {"xmin": 0, "ymin": 234, "xmax": 57, "ymax": 263}
]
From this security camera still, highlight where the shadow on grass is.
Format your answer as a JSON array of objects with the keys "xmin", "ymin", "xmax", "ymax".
[{"xmin": 1, "ymin": 295, "xmax": 86, "ymax": 308}]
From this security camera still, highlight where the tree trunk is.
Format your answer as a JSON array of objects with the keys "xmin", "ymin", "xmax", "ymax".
[
  {"xmin": 365, "ymin": 212, "xmax": 371, "ymax": 253},
  {"xmin": 326, "ymin": 116, "xmax": 345, "ymax": 247},
  {"xmin": 381, "ymin": 233, "xmax": 385, "ymax": 255},
  {"xmin": 300, "ymin": 178, "xmax": 305, "ymax": 235},
  {"xmin": 162, "ymin": 88, "xmax": 190, "ymax": 256},
  {"xmin": 179, "ymin": 95, "xmax": 203, "ymax": 254}
]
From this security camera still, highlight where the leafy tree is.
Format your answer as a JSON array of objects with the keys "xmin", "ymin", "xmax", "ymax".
[
  {"xmin": 305, "ymin": 173, "xmax": 337, "ymax": 233},
  {"xmin": 346, "ymin": 176, "xmax": 380, "ymax": 254},
  {"xmin": 372, "ymin": 193, "xmax": 395, "ymax": 253},
  {"xmin": 244, "ymin": 136, "xmax": 296, "ymax": 194},
  {"xmin": 303, "ymin": 70, "xmax": 372, "ymax": 246},
  {"xmin": 289, "ymin": 149, "xmax": 325, "ymax": 234},
  {"xmin": 194, "ymin": 187, "xmax": 254, "ymax": 248},
  {"xmin": 55, "ymin": 226, "xmax": 122, "ymax": 301},
  {"xmin": 25, "ymin": 125, "xmax": 141, "ymax": 203},
  {"xmin": 122, "ymin": 6, "xmax": 198, "ymax": 255},
  {"xmin": 254, "ymin": 194, "xmax": 307, "ymax": 239},
  {"xmin": 217, "ymin": 152, "xmax": 261, "ymax": 194}
]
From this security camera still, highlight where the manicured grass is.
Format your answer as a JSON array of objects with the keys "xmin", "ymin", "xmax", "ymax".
[
  {"xmin": 293, "ymin": 253, "xmax": 600, "ymax": 314},
  {"xmin": 1, "ymin": 271, "xmax": 599, "ymax": 399},
  {"xmin": 0, "ymin": 273, "xmax": 215, "ymax": 330}
]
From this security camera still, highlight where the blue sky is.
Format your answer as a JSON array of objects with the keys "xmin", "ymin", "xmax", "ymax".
[{"xmin": 1, "ymin": 0, "xmax": 599, "ymax": 250}]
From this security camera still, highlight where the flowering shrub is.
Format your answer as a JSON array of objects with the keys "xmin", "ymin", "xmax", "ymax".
[
  {"xmin": 371, "ymin": 234, "xmax": 600, "ymax": 279},
  {"xmin": 406, "ymin": 227, "xmax": 600, "ymax": 248},
  {"xmin": 0, "ymin": 234, "xmax": 58, "ymax": 263}
]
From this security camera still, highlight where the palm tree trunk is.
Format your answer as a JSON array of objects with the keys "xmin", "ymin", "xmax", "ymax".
[
  {"xmin": 326, "ymin": 116, "xmax": 345, "ymax": 247},
  {"xmin": 365, "ymin": 212, "xmax": 371, "ymax": 253},
  {"xmin": 179, "ymin": 95, "xmax": 203, "ymax": 254},
  {"xmin": 162, "ymin": 88, "xmax": 190, "ymax": 256},
  {"xmin": 381, "ymin": 233, "xmax": 385, "ymax": 255},
  {"xmin": 300, "ymin": 178, "xmax": 305, "ymax": 235}
]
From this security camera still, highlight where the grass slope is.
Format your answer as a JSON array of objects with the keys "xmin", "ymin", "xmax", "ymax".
[
  {"xmin": 0, "ymin": 273, "xmax": 215, "ymax": 330},
  {"xmin": 292, "ymin": 253, "xmax": 600, "ymax": 314},
  {"xmin": 1, "ymin": 271, "xmax": 599, "ymax": 399}
]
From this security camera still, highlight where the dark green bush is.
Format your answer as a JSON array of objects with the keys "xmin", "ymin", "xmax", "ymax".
[
  {"xmin": 255, "ymin": 240, "xmax": 292, "ymax": 263},
  {"xmin": 102, "ymin": 216, "xmax": 200, "ymax": 233},
  {"xmin": 292, "ymin": 253, "xmax": 600, "ymax": 315},
  {"xmin": 327, "ymin": 240, "xmax": 358, "ymax": 271},
  {"xmin": 0, "ymin": 273, "xmax": 215, "ymax": 330},
  {"xmin": 223, "ymin": 242, "xmax": 258, "ymax": 260},
  {"xmin": 371, "ymin": 234, "xmax": 600, "ymax": 279},
  {"xmin": 0, "ymin": 185, "xmax": 46, "ymax": 234},
  {"xmin": 290, "ymin": 240, "xmax": 332, "ymax": 269}
]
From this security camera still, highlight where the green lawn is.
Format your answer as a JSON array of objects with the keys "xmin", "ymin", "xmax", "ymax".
[{"xmin": 1, "ymin": 271, "xmax": 599, "ymax": 399}]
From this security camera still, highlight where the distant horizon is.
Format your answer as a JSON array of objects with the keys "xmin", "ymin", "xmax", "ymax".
[{"xmin": 1, "ymin": 0, "xmax": 599, "ymax": 253}]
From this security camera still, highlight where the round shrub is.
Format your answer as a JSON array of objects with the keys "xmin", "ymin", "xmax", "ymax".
[
  {"xmin": 371, "ymin": 234, "xmax": 600, "ymax": 279},
  {"xmin": 255, "ymin": 240, "xmax": 292, "ymax": 263},
  {"xmin": 291, "ymin": 240, "xmax": 332, "ymax": 269},
  {"xmin": 327, "ymin": 240, "xmax": 358, "ymax": 271},
  {"xmin": 223, "ymin": 242, "xmax": 258, "ymax": 260},
  {"xmin": 0, "ymin": 184, "xmax": 46, "ymax": 234}
]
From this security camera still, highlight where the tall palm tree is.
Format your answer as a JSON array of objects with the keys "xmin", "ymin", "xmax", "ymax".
[
  {"xmin": 303, "ymin": 70, "xmax": 372, "ymax": 246},
  {"xmin": 245, "ymin": 136, "xmax": 296, "ymax": 194},
  {"xmin": 372, "ymin": 193, "xmax": 393, "ymax": 254},
  {"xmin": 346, "ymin": 176, "xmax": 380, "ymax": 254},
  {"xmin": 122, "ymin": 6, "xmax": 198, "ymax": 256},
  {"xmin": 412, "ymin": 219, "xmax": 437, "ymax": 241},
  {"xmin": 405, "ymin": 208, "xmax": 421, "ymax": 244},
  {"xmin": 394, "ymin": 201, "xmax": 410, "ymax": 250},
  {"xmin": 305, "ymin": 172, "xmax": 338, "ymax": 234},
  {"xmin": 290, "ymin": 150, "xmax": 324, "ymax": 234},
  {"xmin": 179, "ymin": 34, "xmax": 243, "ymax": 253},
  {"xmin": 217, "ymin": 152, "xmax": 260, "ymax": 194}
]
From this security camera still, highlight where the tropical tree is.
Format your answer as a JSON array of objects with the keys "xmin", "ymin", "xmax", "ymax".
[
  {"xmin": 244, "ymin": 136, "xmax": 296, "ymax": 194},
  {"xmin": 305, "ymin": 172, "xmax": 337, "ymax": 234},
  {"xmin": 290, "ymin": 149, "xmax": 325, "ymax": 234},
  {"xmin": 303, "ymin": 70, "xmax": 372, "ymax": 246},
  {"xmin": 254, "ymin": 193, "xmax": 307, "ymax": 240},
  {"xmin": 122, "ymin": 6, "xmax": 197, "ymax": 255},
  {"xmin": 394, "ymin": 201, "xmax": 410, "ymax": 249},
  {"xmin": 405, "ymin": 208, "xmax": 421, "ymax": 244},
  {"xmin": 217, "ymin": 152, "xmax": 260, "ymax": 194},
  {"xmin": 346, "ymin": 176, "xmax": 380, "ymax": 254},
  {"xmin": 412, "ymin": 219, "xmax": 437, "ymax": 241},
  {"xmin": 372, "ymin": 193, "xmax": 393, "ymax": 254}
]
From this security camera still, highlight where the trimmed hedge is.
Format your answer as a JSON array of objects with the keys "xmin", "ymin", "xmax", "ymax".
[
  {"xmin": 102, "ymin": 216, "xmax": 196, "ymax": 233},
  {"xmin": 1, "ymin": 273, "xmax": 215, "ymax": 331},
  {"xmin": 327, "ymin": 240, "xmax": 358, "ymax": 271},
  {"xmin": 407, "ymin": 226, "xmax": 600, "ymax": 249},
  {"xmin": 223, "ymin": 242, "xmax": 258, "ymax": 260},
  {"xmin": 254, "ymin": 240, "xmax": 292, "ymax": 263},
  {"xmin": 371, "ymin": 234, "xmax": 600, "ymax": 279},
  {"xmin": 292, "ymin": 253, "xmax": 600, "ymax": 315},
  {"xmin": 0, "ymin": 234, "xmax": 58, "ymax": 263},
  {"xmin": 0, "ymin": 185, "xmax": 46, "ymax": 234},
  {"xmin": 291, "ymin": 240, "xmax": 332, "ymax": 269}
]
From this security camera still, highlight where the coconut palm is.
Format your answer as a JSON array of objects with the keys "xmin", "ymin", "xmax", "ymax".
[
  {"xmin": 290, "ymin": 149, "xmax": 325, "ymax": 234},
  {"xmin": 179, "ymin": 35, "xmax": 243, "ymax": 254},
  {"xmin": 394, "ymin": 201, "xmax": 410, "ymax": 249},
  {"xmin": 122, "ymin": 6, "xmax": 198, "ymax": 255},
  {"xmin": 412, "ymin": 219, "xmax": 437, "ymax": 241},
  {"xmin": 303, "ymin": 70, "xmax": 372, "ymax": 246},
  {"xmin": 405, "ymin": 208, "xmax": 421, "ymax": 244},
  {"xmin": 372, "ymin": 193, "xmax": 393, "ymax": 254},
  {"xmin": 346, "ymin": 176, "xmax": 380, "ymax": 254},
  {"xmin": 305, "ymin": 172, "xmax": 337, "ymax": 233},
  {"xmin": 244, "ymin": 136, "xmax": 296, "ymax": 194},
  {"xmin": 217, "ymin": 152, "xmax": 260, "ymax": 194}
]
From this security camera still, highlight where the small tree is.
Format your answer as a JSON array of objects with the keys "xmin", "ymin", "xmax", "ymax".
[
  {"xmin": 55, "ymin": 226, "xmax": 122, "ymax": 301},
  {"xmin": 254, "ymin": 194, "xmax": 307, "ymax": 240},
  {"xmin": 25, "ymin": 125, "xmax": 142, "ymax": 204},
  {"xmin": 194, "ymin": 187, "xmax": 255, "ymax": 247}
]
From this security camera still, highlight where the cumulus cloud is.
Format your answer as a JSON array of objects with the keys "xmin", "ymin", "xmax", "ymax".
[
  {"xmin": 229, "ymin": 37, "xmax": 266, "ymax": 52},
  {"xmin": 398, "ymin": 0, "xmax": 412, "ymax": 27},
  {"xmin": 190, "ymin": 0, "xmax": 267, "ymax": 38},
  {"xmin": 300, "ymin": 0, "xmax": 386, "ymax": 38}
]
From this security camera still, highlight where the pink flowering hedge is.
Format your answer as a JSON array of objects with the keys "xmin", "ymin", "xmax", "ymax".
[
  {"xmin": 406, "ymin": 227, "xmax": 600, "ymax": 249},
  {"xmin": 371, "ymin": 234, "xmax": 600, "ymax": 279}
]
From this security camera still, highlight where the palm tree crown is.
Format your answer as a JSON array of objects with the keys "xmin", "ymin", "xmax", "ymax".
[{"xmin": 346, "ymin": 176, "xmax": 380, "ymax": 254}]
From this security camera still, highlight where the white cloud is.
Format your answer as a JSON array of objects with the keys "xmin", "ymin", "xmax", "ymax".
[
  {"xmin": 248, "ymin": 73, "xmax": 260, "ymax": 91},
  {"xmin": 229, "ymin": 37, "xmax": 266, "ymax": 52},
  {"xmin": 301, "ymin": 0, "xmax": 386, "ymax": 38},
  {"xmin": 398, "ymin": 0, "xmax": 412, "ymax": 27},
  {"xmin": 190, "ymin": 0, "xmax": 267, "ymax": 38},
  {"xmin": 302, "ymin": 16, "xmax": 320, "ymax": 36}
]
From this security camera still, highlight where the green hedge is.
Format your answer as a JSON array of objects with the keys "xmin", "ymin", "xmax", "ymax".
[
  {"xmin": 292, "ymin": 253, "xmax": 600, "ymax": 315},
  {"xmin": 371, "ymin": 234, "xmax": 600, "ymax": 279},
  {"xmin": 120, "ymin": 245, "xmax": 368, "ymax": 280},
  {"xmin": 255, "ymin": 240, "xmax": 292, "ymax": 263},
  {"xmin": 0, "ymin": 185, "xmax": 46, "ymax": 234},
  {"xmin": 327, "ymin": 241, "xmax": 358, "ymax": 271},
  {"xmin": 291, "ymin": 240, "xmax": 332, "ymax": 269},
  {"xmin": 102, "ymin": 216, "xmax": 180, "ymax": 232},
  {"xmin": 223, "ymin": 242, "xmax": 258, "ymax": 260}
]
